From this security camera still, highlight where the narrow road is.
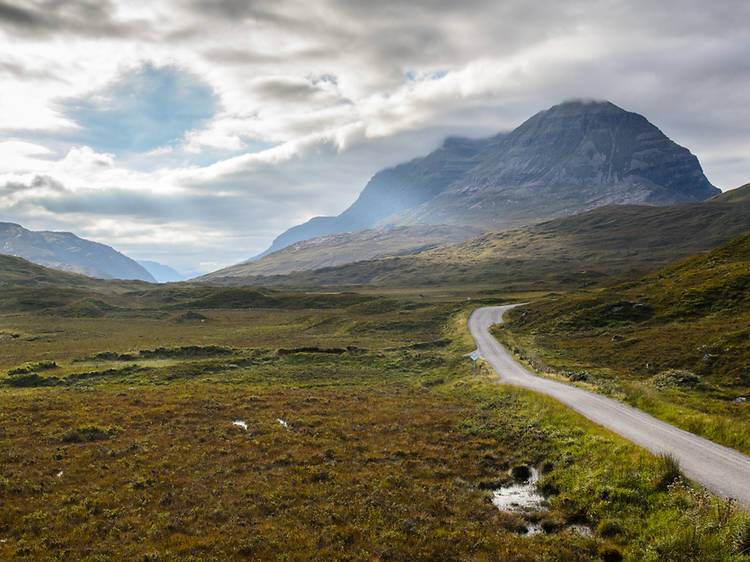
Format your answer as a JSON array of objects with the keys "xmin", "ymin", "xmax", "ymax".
[{"xmin": 469, "ymin": 305, "xmax": 750, "ymax": 507}]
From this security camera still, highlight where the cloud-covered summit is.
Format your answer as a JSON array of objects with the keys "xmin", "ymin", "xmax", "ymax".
[{"xmin": 0, "ymin": 0, "xmax": 748, "ymax": 272}]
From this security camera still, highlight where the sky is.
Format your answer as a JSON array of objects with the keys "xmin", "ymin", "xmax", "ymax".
[{"xmin": 0, "ymin": 0, "xmax": 748, "ymax": 274}]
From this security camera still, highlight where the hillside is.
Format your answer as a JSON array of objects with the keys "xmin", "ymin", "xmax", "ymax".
[
  {"xmin": 251, "ymin": 100, "xmax": 718, "ymax": 264},
  {"xmin": 711, "ymin": 182, "xmax": 750, "ymax": 203},
  {"xmin": 201, "ymin": 196, "xmax": 750, "ymax": 289},
  {"xmin": 0, "ymin": 254, "xmax": 108, "ymax": 289},
  {"xmin": 200, "ymin": 224, "xmax": 482, "ymax": 279},
  {"xmin": 0, "ymin": 222, "xmax": 155, "ymax": 282},
  {"xmin": 495, "ymin": 231, "xmax": 750, "ymax": 452}
]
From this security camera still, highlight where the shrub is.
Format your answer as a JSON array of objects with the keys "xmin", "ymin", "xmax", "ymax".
[
  {"xmin": 656, "ymin": 453, "xmax": 682, "ymax": 490},
  {"xmin": 650, "ymin": 369, "xmax": 702, "ymax": 389},
  {"xmin": 598, "ymin": 519, "xmax": 624, "ymax": 538},
  {"xmin": 60, "ymin": 425, "xmax": 121, "ymax": 443}
]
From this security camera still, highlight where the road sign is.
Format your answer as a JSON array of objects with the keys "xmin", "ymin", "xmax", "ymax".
[{"xmin": 470, "ymin": 351, "xmax": 478, "ymax": 361}]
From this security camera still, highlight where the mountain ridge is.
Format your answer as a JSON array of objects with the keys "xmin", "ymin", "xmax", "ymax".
[
  {"xmin": 0, "ymin": 222, "xmax": 156, "ymax": 282},
  {"xmin": 201, "ymin": 194, "xmax": 750, "ymax": 289},
  {"xmin": 213, "ymin": 100, "xmax": 719, "ymax": 279}
]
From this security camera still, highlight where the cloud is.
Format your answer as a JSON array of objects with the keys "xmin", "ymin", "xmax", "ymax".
[
  {"xmin": 0, "ymin": 0, "xmax": 749, "ymax": 272},
  {"xmin": 0, "ymin": 0, "xmax": 152, "ymax": 38}
]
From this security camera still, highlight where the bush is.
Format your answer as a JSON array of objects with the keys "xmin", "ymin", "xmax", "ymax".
[
  {"xmin": 650, "ymin": 369, "xmax": 702, "ymax": 389},
  {"xmin": 60, "ymin": 425, "xmax": 121, "ymax": 443},
  {"xmin": 511, "ymin": 465, "xmax": 531, "ymax": 480}
]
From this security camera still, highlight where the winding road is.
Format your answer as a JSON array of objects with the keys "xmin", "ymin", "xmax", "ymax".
[{"xmin": 469, "ymin": 305, "xmax": 750, "ymax": 507}]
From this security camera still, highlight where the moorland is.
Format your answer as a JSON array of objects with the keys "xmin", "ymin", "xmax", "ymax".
[{"xmin": 1, "ymin": 256, "xmax": 750, "ymax": 560}]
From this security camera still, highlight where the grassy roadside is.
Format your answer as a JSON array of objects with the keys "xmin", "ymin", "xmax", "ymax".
[
  {"xmin": 1, "ymin": 291, "xmax": 749, "ymax": 560},
  {"xmin": 493, "ymin": 233, "xmax": 750, "ymax": 456}
]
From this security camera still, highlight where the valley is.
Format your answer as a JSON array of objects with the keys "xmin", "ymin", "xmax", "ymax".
[
  {"xmin": 1, "ymin": 102, "xmax": 749, "ymax": 561},
  {"xmin": 2, "ymin": 270, "xmax": 749, "ymax": 560}
]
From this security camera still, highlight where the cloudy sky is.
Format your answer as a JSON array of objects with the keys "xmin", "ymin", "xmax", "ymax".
[{"xmin": 1, "ymin": 0, "xmax": 748, "ymax": 273}]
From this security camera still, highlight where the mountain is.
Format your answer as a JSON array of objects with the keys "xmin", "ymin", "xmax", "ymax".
[
  {"xmin": 383, "ymin": 100, "xmax": 719, "ymax": 228},
  {"xmin": 201, "ymin": 193, "xmax": 750, "ymax": 289},
  {"xmin": 256, "ymin": 135, "xmax": 492, "ymax": 258},
  {"xmin": 200, "ymin": 224, "xmax": 482, "ymax": 280},
  {"xmin": 253, "ymin": 100, "xmax": 718, "ymax": 262},
  {"xmin": 0, "ymin": 222, "xmax": 156, "ymax": 282},
  {"xmin": 139, "ymin": 260, "xmax": 188, "ymax": 283}
]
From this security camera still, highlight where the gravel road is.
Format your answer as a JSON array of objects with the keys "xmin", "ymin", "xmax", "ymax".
[{"xmin": 469, "ymin": 305, "xmax": 750, "ymax": 507}]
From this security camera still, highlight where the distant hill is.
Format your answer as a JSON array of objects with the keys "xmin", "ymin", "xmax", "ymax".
[
  {"xmin": 0, "ymin": 254, "xmax": 104, "ymax": 289},
  {"xmin": 251, "ymin": 100, "xmax": 718, "ymax": 264},
  {"xmin": 200, "ymin": 224, "xmax": 482, "ymax": 280},
  {"xmin": 201, "ymin": 195, "xmax": 750, "ymax": 290},
  {"xmin": 0, "ymin": 222, "xmax": 155, "ymax": 282},
  {"xmin": 139, "ymin": 260, "xmax": 188, "ymax": 283}
]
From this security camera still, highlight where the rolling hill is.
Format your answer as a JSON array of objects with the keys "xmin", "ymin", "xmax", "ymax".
[{"xmin": 201, "ymin": 193, "xmax": 750, "ymax": 289}]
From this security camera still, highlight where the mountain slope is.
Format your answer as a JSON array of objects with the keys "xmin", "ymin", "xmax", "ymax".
[
  {"xmin": 202, "ymin": 195, "xmax": 750, "ymax": 289},
  {"xmin": 254, "ymin": 100, "xmax": 718, "ymax": 262},
  {"xmin": 0, "ymin": 254, "xmax": 107, "ymax": 289},
  {"xmin": 257, "ymin": 136, "xmax": 492, "ymax": 257},
  {"xmin": 200, "ymin": 224, "xmax": 482, "ymax": 279},
  {"xmin": 0, "ymin": 222, "xmax": 155, "ymax": 282},
  {"xmin": 383, "ymin": 100, "xmax": 718, "ymax": 228}
]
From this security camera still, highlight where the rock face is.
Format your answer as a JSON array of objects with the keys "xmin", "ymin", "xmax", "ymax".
[
  {"xmin": 0, "ymin": 222, "xmax": 155, "ymax": 282},
  {"xmin": 387, "ymin": 100, "xmax": 719, "ymax": 228},
  {"xmin": 258, "ymin": 100, "xmax": 718, "ymax": 255}
]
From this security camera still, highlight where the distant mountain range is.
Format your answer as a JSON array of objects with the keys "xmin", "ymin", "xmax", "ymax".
[
  {"xmin": 201, "ymin": 184, "xmax": 750, "ymax": 288},
  {"xmin": 0, "ymin": 222, "xmax": 155, "ymax": 282},
  {"xmin": 208, "ymin": 100, "xmax": 721, "ymax": 280}
]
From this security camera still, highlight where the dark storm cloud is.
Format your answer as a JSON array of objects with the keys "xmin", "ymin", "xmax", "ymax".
[
  {"xmin": 0, "ymin": 0, "xmax": 151, "ymax": 38},
  {"xmin": 57, "ymin": 63, "xmax": 218, "ymax": 155}
]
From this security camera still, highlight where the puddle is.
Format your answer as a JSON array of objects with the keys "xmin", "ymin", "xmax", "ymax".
[
  {"xmin": 232, "ymin": 420, "xmax": 248, "ymax": 430},
  {"xmin": 492, "ymin": 467, "xmax": 545, "ymax": 513},
  {"xmin": 277, "ymin": 418, "xmax": 289, "ymax": 429},
  {"xmin": 491, "ymin": 466, "xmax": 592, "ymax": 537}
]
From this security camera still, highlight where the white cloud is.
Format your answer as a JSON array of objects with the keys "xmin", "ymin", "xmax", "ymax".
[{"xmin": 0, "ymin": 0, "xmax": 748, "ymax": 271}]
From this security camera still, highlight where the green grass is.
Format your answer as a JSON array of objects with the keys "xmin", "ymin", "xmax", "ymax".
[
  {"xmin": 496, "ymin": 232, "xmax": 750, "ymax": 454},
  {"xmin": 0, "ymin": 263, "xmax": 749, "ymax": 559}
]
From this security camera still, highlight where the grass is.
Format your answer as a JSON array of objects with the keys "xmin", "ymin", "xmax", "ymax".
[
  {"xmin": 1, "ymin": 262, "xmax": 749, "ymax": 559},
  {"xmin": 495, "ymin": 232, "xmax": 750, "ymax": 454}
]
